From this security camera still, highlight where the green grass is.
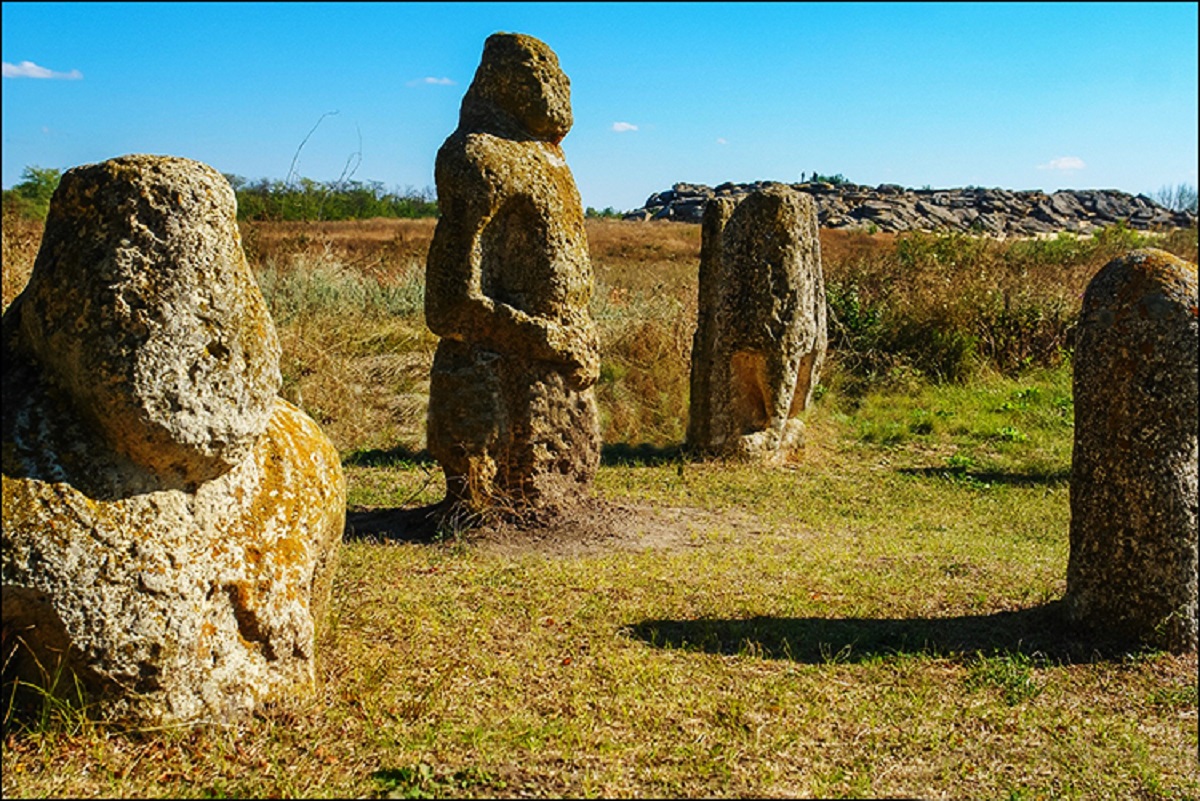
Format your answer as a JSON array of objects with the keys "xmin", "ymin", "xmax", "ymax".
[{"xmin": 5, "ymin": 363, "xmax": 1196, "ymax": 799}]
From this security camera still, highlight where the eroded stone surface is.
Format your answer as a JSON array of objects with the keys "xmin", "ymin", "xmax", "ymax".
[
  {"xmin": 687, "ymin": 186, "xmax": 827, "ymax": 463},
  {"xmin": 425, "ymin": 33, "xmax": 600, "ymax": 516},
  {"xmin": 15, "ymin": 154, "xmax": 281, "ymax": 486},
  {"xmin": 1065, "ymin": 248, "xmax": 1199, "ymax": 653},
  {"xmin": 1, "ymin": 155, "xmax": 345, "ymax": 724}
]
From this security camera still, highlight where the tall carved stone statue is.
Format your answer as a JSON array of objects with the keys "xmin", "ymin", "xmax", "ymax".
[
  {"xmin": 425, "ymin": 33, "xmax": 601, "ymax": 519},
  {"xmin": 686, "ymin": 186, "xmax": 827, "ymax": 463},
  {"xmin": 1065, "ymin": 248, "xmax": 1198, "ymax": 653}
]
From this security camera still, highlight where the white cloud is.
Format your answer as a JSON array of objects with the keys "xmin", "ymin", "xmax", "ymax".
[
  {"xmin": 1038, "ymin": 156, "xmax": 1086, "ymax": 171},
  {"xmin": 611, "ymin": 121, "xmax": 638, "ymax": 133},
  {"xmin": 406, "ymin": 76, "xmax": 455, "ymax": 87},
  {"xmin": 716, "ymin": 137, "xmax": 728, "ymax": 145},
  {"xmin": 2, "ymin": 60, "xmax": 82, "ymax": 80}
]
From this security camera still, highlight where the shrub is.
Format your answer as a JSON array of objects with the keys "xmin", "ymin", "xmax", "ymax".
[{"xmin": 1, "ymin": 166, "xmax": 61, "ymax": 220}]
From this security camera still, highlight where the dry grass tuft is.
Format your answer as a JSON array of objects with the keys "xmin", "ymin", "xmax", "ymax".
[{"xmin": 1, "ymin": 209, "xmax": 42, "ymax": 312}]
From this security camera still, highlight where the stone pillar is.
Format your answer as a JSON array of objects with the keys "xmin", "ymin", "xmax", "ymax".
[
  {"xmin": 686, "ymin": 186, "xmax": 827, "ymax": 463},
  {"xmin": 2, "ymin": 155, "xmax": 346, "ymax": 724},
  {"xmin": 424, "ymin": 33, "xmax": 601, "ymax": 519},
  {"xmin": 1065, "ymin": 248, "xmax": 1198, "ymax": 653}
]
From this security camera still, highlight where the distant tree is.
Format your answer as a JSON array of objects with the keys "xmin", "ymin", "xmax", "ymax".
[
  {"xmin": 2, "ymin": 165, "xmax": 62, "ymax": 219},
  {"xmin": 1152, "ymin": 183, "xmax": 1198, "ymax": 214},
  {"xmin": 228, "ymin": 175, "xmax": 437, "ymax": 221},
  {"xmin": 807, "ymin": 171, "xmax": 850, "ymax": 186},
  {"xmin": 0, "ymin": 163, "xmax": 438, "ymax": 222},
  {"xmin": 585, "ymin": 206, "xmax": 623, "ymax": 219}
]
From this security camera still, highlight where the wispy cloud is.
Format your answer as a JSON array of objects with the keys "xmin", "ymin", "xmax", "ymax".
[
  {"xmin": 716, "ymin": 137, "xmax": 728, "ymax": 145},
  {"xmin": 2, "ymin": 60, "xmax": 83, "ymax": 80},
  {"xmin": 406, "ymin": 76, "xmax": 455, "ymax": 87},
  {"xmin": 1038, "ymin": 156, "xmax": 1086, "ymax": 171},
  {"xmin": 611, "ymin": 121, "xmax": 638, "ymax": 133}
]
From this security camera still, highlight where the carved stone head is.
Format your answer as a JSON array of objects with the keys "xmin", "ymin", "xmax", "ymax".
[{"xmin": 459, "ymin": 32, "xmax": 573, "ymax": 143}]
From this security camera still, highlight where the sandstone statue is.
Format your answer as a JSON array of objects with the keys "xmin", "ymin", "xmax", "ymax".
[
  {"xmin": 2, "ymin": 154, "xmax": 346, "ymax": 724},
  {"xmin": 424, "ymin": 33, "xmax": 601, "ymax": 519},
  {"xmin": 1065, "ymin": 248, "xmax": 1198, "ymax": 653},
  {"xmin": 687, "ymin": 186, "xmax": 827, "ymax": 462}
]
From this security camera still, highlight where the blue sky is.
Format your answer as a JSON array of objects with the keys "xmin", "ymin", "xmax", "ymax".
[{"xmin": 3, "ymin": 2, "xmax": 1197, "ymax": 212}]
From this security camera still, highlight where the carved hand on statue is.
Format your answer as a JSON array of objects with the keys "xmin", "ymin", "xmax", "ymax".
[{"xmin": 485, "ymin": 302, "xmax": 596, "ymax": 388}]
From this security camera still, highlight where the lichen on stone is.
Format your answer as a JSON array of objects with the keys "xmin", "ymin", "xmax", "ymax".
[{"xmin": 686, "ymin": 186, "xmax": 828, "ymax": 464}]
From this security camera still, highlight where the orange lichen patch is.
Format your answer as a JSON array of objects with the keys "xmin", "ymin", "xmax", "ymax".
[{"xmin": 194, "ymin": 620, "xmax": 219, "ymax": 660}]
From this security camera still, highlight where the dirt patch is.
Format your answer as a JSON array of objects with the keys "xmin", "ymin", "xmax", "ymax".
[{"xmin": 345, "ymin": 497, "xmax": 764, "ymax": 559}]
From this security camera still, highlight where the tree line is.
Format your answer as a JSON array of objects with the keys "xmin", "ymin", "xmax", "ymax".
[
  {"xmin": 4, "ymin": 164, "xmax": 1198, "ymax": 222},
  {"xmin": 1, "ymin": 166, "xmax": 440, "ymax": 222},
  {"xmin": 223, "ymin": 175, "xmax": 438, "ymax": 221}
]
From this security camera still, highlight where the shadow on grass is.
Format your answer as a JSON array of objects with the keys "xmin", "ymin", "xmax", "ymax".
[
  {"xmin": 349, "ymin": 442, "xmax": 690, "ymax": 469},
  {"xmin": 342, "ymin": 445, "xmax": 445, "ymax": 543},
  {"xmin": 343, "ymin": 444, "xmax": 436, "ymax": 469},
  {"xmin": 628, "ymin": 602, "xmax": 1147, "ymax": 664},
  {"xmin": 345, "ymin": 503, "xmax": 446, "ymax": 544},
  {"xmin": 898, "ymin": 466, "xmax": 1070, "ymax": 487},
  {"xmin": 601, "ymin": 442, "xmax": 686, "ymax": 467}
]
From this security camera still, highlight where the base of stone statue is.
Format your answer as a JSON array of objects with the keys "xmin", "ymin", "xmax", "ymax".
[
  {"xmin": 3, "ymin": 377, "xmax": 345, "ymax": 725},
  {"xmin": 426, "ymin": 340, "xmax": 601, "ymax": 521}
]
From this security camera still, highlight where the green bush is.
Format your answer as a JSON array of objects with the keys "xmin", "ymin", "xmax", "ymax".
[
  {"xmin": 820, "ymin": 224, "xmax": 1196, "ymax": 391},
  {"xmin": 225, "ymin": 174, "xmax": 437, "ymax": 221},
  {"xmin": 1, "ymin": 166, "xmax": 62, "ymax": 220}
]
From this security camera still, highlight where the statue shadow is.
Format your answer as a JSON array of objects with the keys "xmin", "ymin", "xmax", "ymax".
[
  {"xmin": 345, "ymin": 503, "xmax": 447, "ymax": 544},
  {"xmin": 342, "ymin": 444, "xmax": 436, "ymax": 468},
  {"xmin": 897, "ymin": 466, "xmax": 1071, "ymax": 487},
  {"xmin": 627, "ymin": 602, "xmax": 1146, "ymax": 664},
  {"xmin": 341, "ymin": 446, "xmax": 445, "ymax": 543},
  {"xmin": 601, "ymin": 442, "xmax": 687, "ymax": 467}
]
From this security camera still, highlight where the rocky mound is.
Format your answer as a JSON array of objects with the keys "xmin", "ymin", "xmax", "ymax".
[{"xmin": 624, "ymin": 181, "xmax": 1197, "ymax": 236}]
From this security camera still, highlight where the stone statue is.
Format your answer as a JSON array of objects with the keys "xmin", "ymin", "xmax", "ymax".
[
  {"xmin": 687, "ymin": 186, "xmax": 827, "ymax": 463},
  {"xmin": 425, "ymin": 32, "xmax": 601, "ymax": 519},
  {"xmin": 1065, "ymin": 247, "xmax": 1198, "ymax": 653},
  {"xmin": 2, "ymin": 155, "xmax": 345, "ymax": 724}
]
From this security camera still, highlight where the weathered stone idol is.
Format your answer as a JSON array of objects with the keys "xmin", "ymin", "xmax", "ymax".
[
  {"xmin": 2, "ymin": 154, "xmax": 346, "ymax": 724},
  {"xmin": 424, "ymin": 32, "xmax": 601, "ymax": 517},
  {"xmin": 687, "ymin": 186, "xmax": 827, "ymax": 462},
  {"xmin": 1065, "ymin": 248, "xmax": 1198, "ymax": 653}
]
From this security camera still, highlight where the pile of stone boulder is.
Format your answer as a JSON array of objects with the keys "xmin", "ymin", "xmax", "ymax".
[{"xmin": 625, "ymin": 181, "xmax": 1197, "ymax": 235}]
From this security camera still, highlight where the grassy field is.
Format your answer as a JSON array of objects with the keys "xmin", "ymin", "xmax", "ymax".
[{"xmin": 2, "ymin": 212, "xmax": 1197, "ymax": 798}]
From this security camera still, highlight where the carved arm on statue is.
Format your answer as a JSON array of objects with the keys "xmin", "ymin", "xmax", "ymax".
[{"xmin": 426, "ymin": 227, "xmax": 596, "ymax": 388}]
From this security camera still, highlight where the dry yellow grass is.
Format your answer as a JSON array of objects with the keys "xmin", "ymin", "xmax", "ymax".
[{"xmin": 1, "ymin": 211, "xmax": 42, "ymax": 312}]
